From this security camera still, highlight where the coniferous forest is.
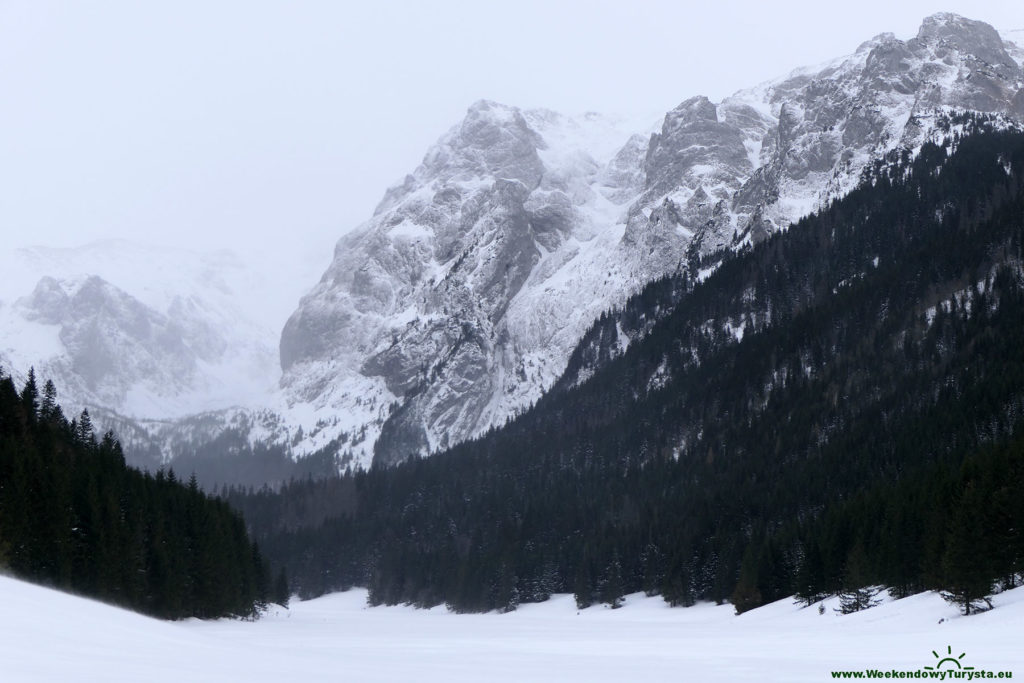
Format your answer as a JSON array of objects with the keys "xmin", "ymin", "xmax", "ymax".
[
  {"xmin": 227, "ymin": 117, "xmax": 1024, "ymax": 616},
  {"xmin": 0, "ymin": 369, "xmax": 275, "ymax": 619}
]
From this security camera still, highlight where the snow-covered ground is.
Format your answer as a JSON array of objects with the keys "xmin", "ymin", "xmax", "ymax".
[{"xmin": 2, "ymin": 575, "xmax": 1022, "ymax": 682}]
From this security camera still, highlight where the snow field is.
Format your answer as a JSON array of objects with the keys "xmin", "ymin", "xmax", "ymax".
[{"xmin": 3, "ymin": 574, "xmax": 1023, "ymax": 682}]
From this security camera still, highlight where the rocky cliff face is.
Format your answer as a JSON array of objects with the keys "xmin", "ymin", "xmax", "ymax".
[
  {"xmin": 280, "ymin": 13, "xmax": 1024, "ymax": 467},
  {"xmin": 279, "ymin": 105, "xmax": 657, "ymax": 464}
]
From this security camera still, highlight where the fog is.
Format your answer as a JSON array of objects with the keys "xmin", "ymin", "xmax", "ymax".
[{"xmin": 1, "ymin": 1, "xmax": 1021, "ymax": 267}]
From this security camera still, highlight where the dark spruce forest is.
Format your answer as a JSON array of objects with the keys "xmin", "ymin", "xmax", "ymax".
[
  {"xmin": 0, "ymin": 370, "xmax": 286, "ymax": 619},
  {"xmin": 226, "ymin": 117, "xmax": 1024, "ymax": 616}
]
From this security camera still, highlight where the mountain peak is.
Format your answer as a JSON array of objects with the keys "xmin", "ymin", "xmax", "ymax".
[
  {"xmin": 920, "ymin": 11, "xmax": 970, "ymax": 27},
  {"xmin": 915, "ymin": 12, "xmax": 1007, "ymax": 55},
  {"xmin": 667, "ymin": 96, "xmax": 717, "ymax": 124},
  {"xmin": 465, "ymin": 98, "xmax": 519, "ymax": 120},
  {"xmin": 855, "ymin": 32, "xmax": 897, "ymax": 54},
  {"xmin": 371, "ymin": 99, "xmax": 545, "ymax": 217}
]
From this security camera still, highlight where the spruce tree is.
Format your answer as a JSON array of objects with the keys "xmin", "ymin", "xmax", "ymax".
[
  {"xmin": 76, "ymin": 409, "xmax": 95, "ymax": 447},
  {"xmin": 794, "ymin": 539, "xmax": 828, "ymax": 606},
  {"xmin": 940, "ymin": 483, "xmax": 994, "ymax": 615},
  {"xmin": 836, "ymin": 541, "xmax": 881, "ymax": 614},
  {"xmin": 273, "ymin": 567, "xmax": 290, "ymax": 607},
  {"xmin": 731, "ymin": 541, "xmax": 764, "ymax": 614},
  {"xmin": 599, "ymin": 551, "xmax": 624, "ymax": 609},
  {"xmin": 39, "ymin": 379, "xmax": 57, "ymax": 421},
  {"xmin": 20, "ymin": 368, "xmax": 38, "ymax": 424}
]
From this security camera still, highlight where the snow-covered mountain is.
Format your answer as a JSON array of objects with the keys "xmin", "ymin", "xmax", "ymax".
[
  {"xmin": 3, "ymin": 13, "xmax": 1022, "ymax": 474},
  {"xmin": 0, "ymin": 240, "xmax": 303, "ymax": 420},
  {"xmin": 279, "ymin": 106, "xmax": 660, "ymax": 465},
  {"xmin": 280, "ymin": 13, "xmax": 1024, "ymax": 466}
]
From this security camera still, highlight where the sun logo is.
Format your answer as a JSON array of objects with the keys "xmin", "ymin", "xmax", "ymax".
[{"xmin": 924, "ymin": 645, "xmax": 974, "ymax": 671}]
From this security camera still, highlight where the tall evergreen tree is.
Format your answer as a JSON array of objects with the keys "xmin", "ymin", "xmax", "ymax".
[
  {"xmin": 836, "ymin": 541, "xmax": 881, "ymax": 614},
  {"xmin": 940, "ymin": 483, "xmax": 995, "ymax": 615}
]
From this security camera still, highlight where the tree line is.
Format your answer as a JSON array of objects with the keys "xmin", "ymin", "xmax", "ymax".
[{"xmin": 0, "ymin": 369, "xmax": 288, "ymax": 618}]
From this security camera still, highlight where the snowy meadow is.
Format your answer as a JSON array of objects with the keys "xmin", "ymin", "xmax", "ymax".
[{"xmin": 3, "ymin": 574, "xmax": 1022, "ymax": 682}]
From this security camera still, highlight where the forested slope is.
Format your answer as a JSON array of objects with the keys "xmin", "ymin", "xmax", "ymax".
[
  {"xmin": 231, "ymin": 116, "xmax": 1024, "ymax": 615},
  {"xmin": 0, "ymin": 370, "xmax": 275, "ymax": 619}
]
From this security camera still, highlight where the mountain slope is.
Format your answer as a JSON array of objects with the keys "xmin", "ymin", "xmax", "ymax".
[
  {"xmin": 281, "ymin": 14, "xmax": 1024, "ymax": 467},
  {"xmin": 236, "ymin": 121, "xmax": 1024, "ymax": 612},
  {"xmin": 279, "ymin": 106, "xmax": 657, "ymax": 466},
  {"xmin": 0, "ymin": 369, "xmax": 271, "ymax": 619}
]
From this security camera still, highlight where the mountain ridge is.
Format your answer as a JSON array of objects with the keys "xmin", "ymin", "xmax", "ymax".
[
  {"xmin": 3, "ymin": 13, "xmax": 1023, "ymax": 477},
  {"xmin": 281, "ymin": 12, "xmax": 1024, "ymax": 467}
]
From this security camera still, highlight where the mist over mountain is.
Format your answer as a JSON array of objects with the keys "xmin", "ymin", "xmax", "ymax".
[
  {"xmin": 0, "ymin": 241, "xmax": 294, "ymax": 418},
  {"xmin": 3, "ymin": 13, "xmax": 1023, "ymax": 483}
]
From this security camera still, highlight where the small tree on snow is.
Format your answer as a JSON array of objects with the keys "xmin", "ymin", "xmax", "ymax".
[{"xmin": 835, "ymin": 542, "xmax": 881, "ymax": 615}]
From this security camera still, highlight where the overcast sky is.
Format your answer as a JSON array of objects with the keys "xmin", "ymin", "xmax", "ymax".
[{"xmin": 1, "ymin": 1, "xmax": 1022, "ymax": 272}]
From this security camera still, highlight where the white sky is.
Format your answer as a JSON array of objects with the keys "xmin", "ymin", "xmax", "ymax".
[{"xmin": 1, "ymin": 1, "xmax": 1022, "ymax": 272}]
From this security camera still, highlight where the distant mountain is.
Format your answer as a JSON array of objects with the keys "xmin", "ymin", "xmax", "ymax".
[{"xmin": 0, "ymin": 240, "xmax": 284, "ymax": 419}]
